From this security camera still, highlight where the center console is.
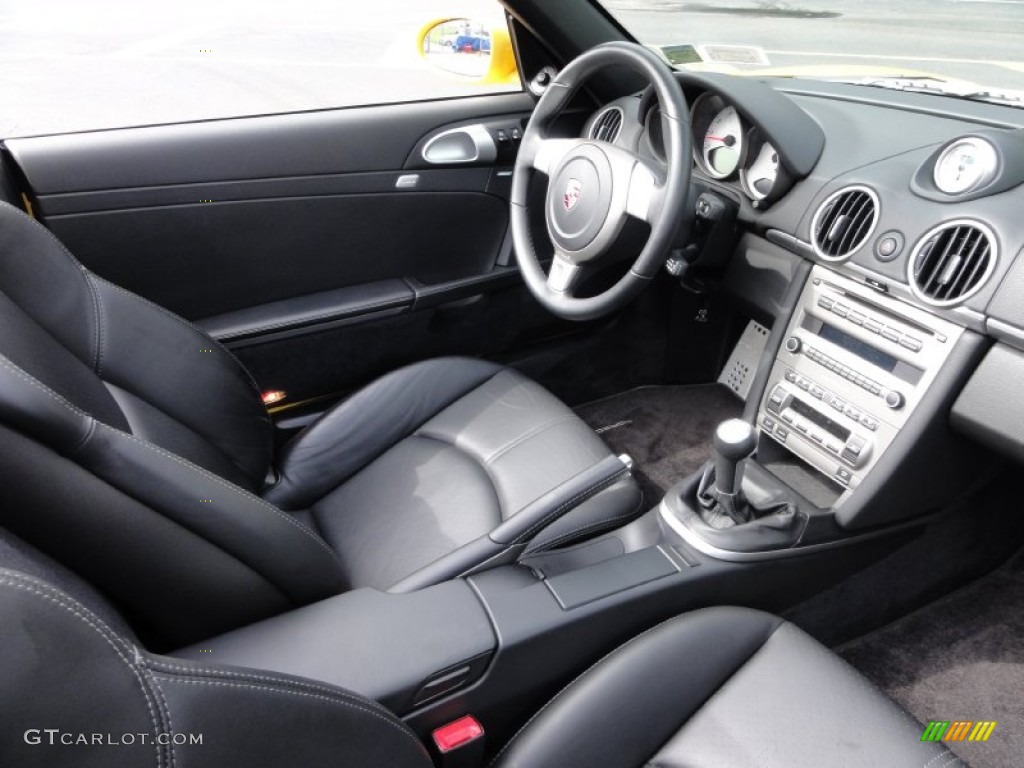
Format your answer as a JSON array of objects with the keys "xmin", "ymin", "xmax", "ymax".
[
  {"xmin": 171, "ymin": 257, "xmax": 995, "ymax": 760},
  {"xmin": 660, "ymin": 259, "xmax": 990, "ymax": 558},
  {"xmin": 757, "ymin": 265, "xmax": 964, "ymax": 500}
]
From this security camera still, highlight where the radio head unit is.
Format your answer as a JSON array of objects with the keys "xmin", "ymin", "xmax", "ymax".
[{"xmin": 758, "ymin": 265, "xmax": 964, "ymax": 500}]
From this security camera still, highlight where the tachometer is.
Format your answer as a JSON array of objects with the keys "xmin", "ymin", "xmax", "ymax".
[
  {"xmin": 701, "ymin": 105, "xmax": 744, "ymax": 179},
  {"xmin": 741, "ymin": 137, "xmax": 779, "ymax": 202}
]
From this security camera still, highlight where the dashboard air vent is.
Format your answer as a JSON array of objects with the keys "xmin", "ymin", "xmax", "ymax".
[
  {"xmin": 810, "ymin": 185, "xmax": 879, "ymax": 261},
  {"xmin": 909, "ymin": 220, "xmax": 996, "ymax": 306},
  {"xmin": 590, "ymin": 107, "xmax": 623, "ymax": 144}
]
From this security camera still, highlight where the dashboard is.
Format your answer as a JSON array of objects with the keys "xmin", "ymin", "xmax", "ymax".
[
  {"xmin": 583, "ymin": 71, "xmax": 1024, "ymax": 522},
  {"xmin": 582, "ymin": 70, "xmax": 1024, "ymax": 342},
  {"xmin": 643, "ymin": 90, "xmax": 791, "ymax": 204}
]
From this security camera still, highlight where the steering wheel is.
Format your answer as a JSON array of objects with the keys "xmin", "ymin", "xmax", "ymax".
[{"xmin": 511, "ymin": 42, "xmax": 692, "ymax": 321}]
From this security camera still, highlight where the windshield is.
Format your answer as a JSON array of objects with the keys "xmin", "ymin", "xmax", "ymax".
[{"xmin": 601, "ymin": 0, "xmax": 1024, "ymax": 106}]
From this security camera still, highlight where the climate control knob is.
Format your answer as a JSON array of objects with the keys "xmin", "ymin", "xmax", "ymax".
[
  {"xmin": 785, "ymin": 336, "xmax": 802, "ymax": 354},
  {"xmin": 884, "ymin": 390, "xmax": 905, "ymax": 410}
]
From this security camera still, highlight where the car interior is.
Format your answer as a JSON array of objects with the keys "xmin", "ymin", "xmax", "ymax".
[{"xmin": 2, "ymin": 0, "xmax": 1023, "ymax": 766}]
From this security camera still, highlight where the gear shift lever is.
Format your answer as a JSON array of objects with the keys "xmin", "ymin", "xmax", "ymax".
[
  {"xmin": 696, "ymin": 418, "xmax": 757, "ymax": 526},
  {"xmin": 693, "ymin": 418, "xmax": 795, "ymax": 530},
  {"xmin": 713, "ymin": 419, "xmax": 757, "ymax": 496}
]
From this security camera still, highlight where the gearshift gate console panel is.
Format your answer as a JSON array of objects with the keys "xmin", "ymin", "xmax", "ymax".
[{"xmin": 757, "ymin": 265, "xmax": 964, "ymax": 500}]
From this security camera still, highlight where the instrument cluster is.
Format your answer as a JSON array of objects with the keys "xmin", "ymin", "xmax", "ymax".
[{"xmin": 642, "ymin": 90, "xmax": 788, "ymax": 206}]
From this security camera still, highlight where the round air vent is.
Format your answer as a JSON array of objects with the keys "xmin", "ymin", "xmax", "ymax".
[
  {"xmin": 810, "ymin": 185, "xmax": 879, "ymax": 261},
  {"xmin": 908, "ymin": 220, "xmax": 997, "ymax": 307},
  {"xmin": 590, "ymin": 106, "xmax": 623, "ymax": 144}
]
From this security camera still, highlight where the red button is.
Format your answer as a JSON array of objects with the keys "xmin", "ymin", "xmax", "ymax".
[{"xmin": 432, "ymin": 716, "xmax": 484, "ymax": 753}]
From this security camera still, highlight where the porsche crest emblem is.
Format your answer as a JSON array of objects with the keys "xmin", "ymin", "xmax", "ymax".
[{"xmin": 563, "ymin": 178, "xmax": 583, "ymax": 212}]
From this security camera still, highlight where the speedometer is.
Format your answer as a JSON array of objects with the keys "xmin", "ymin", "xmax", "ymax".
[{"xmin": 701, "ymin": 106, "xmax": 744, "ymax": 179}]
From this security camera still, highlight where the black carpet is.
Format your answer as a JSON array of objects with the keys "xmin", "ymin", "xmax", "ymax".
[
  {"xmin": 838, "ymin": 548, "xmax": 1024, "ymax": 768},
  {"xmin": 576, "ymin": 384, "xmax": 743, "ymax": 503}
]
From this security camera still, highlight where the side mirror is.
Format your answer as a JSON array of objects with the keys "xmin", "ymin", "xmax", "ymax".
[{"xmin": 418, "ymin": 17, "xmax": 519, "ymax": 86}]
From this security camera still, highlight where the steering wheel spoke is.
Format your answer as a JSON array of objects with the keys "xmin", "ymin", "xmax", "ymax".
[
  {"xmin": 625, "ymin": 160, "xmax": 665, "ymax": 223},
  {"xmin": 547, "ymin": 253, "xmax": 584, "ymax": 294},
  {"xmin": 510, "ymin": 41, "xmax": 692, "ymax": 321},
  {"xmin": 530, "ymin": 137, "xmax": 588, "ymax": 176}
]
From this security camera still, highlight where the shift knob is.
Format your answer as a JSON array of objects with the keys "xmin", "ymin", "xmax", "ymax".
[{"xmin": 713, "ymin": 419, "xmax": 757, "ymax": 495}]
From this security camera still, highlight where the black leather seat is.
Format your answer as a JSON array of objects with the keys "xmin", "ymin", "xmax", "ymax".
[
  {"xmin": 492, "ymin": 607, "xmax": 961, "ymax": 767},
  {"xmin": 0, "ymin": 560, "xmax": 961, "ymax": 768},
  {"xmin": 0, "ymin": 200, "xmax": 641, "ymax": 647}
]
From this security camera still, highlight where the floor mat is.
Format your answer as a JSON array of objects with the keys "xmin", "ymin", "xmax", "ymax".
[
  {"xmin": 838, "ymin": 549, "xmax": 1024, "ymax": 768},
  {"xmin": 576, "ymin": 384, "xmax": 743, "ymax": 502}
]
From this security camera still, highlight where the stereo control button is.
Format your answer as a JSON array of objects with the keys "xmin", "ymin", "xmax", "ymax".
[
  {"xmin": 785, "ymin": 336, "xmax": 802, "ymax": 354},
  {"xmin": 826, "ymin": 442, "xmax": 841, "ymax": 453},
  {"xmin": 763, "ymin": 416, "xmax": 776, "ymax": 430},
  {"xmin": 848, "ymin": 312, "xmax": 865, "ymax": 326},
  {"xmin": 835, "ymin": 467, "xmax": 853, "ymax": 485},
  {"xmin": 841, "ymin": 436, "xmax": 866, "ymax": 466},
  {"xmin": 884, "ymin": 390, "xmax": 905, "ymax": 410},
  {"xmin": 861, "ymin": 415, "xmax": 879, "ymax": 431},
  {"xmin": 811, "ymin": 386, "xmax": 825, "ymax": 399},
  {"xmin": 864, "ymin": 318, "xmax": 883, "ymax": 334},
  {"xmin": 881, "ymin": 327, "xmax": 901, "ymax": 343},
  {"xmin": 775, "ymin": 426, "xmax": 789, "ymax": 440},
  {"xmin": 818, "ymin": 297, "xmax": 834, "ymax": 310},
  {"xmin": 797, "ymin": 377, "xmax": 811, "ymax": 390},
  {"xmin": 785, "ymin": 370, "xmax": 798, "ymax": 383},
  {"xmin": 832, "ymin": 304, "xmax": 849, "ymax": 318},
  {"xmin": 899, "ymin": 336, "xmax": 923, "ymax": 352}
]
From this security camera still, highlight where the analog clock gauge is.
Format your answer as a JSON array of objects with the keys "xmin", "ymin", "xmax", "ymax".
[{"xmin": 933, "ymin": 137, "xmax": 998, "ymax": 195}]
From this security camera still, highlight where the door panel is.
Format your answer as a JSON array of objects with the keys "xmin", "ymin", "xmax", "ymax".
[
  {"xmin": 44, "ymin": 190, "xmax": 508, "ymax": 319},
  {"xmin": 7, "ymin": 94, "xmax": 536, "ymax": 191},
  {"xmin": 4, "ymin": 92, "xmax": 606, "ymax": 406}
]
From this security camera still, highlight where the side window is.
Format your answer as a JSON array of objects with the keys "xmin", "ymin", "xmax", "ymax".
[{"xmin": 0, "ymin": 0, "xmax": 521, "ymax": 138}]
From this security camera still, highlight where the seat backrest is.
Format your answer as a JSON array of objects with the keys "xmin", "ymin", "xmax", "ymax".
[
  {"xmin": 0, "ymin": 553, "xmax": 430, "ymax": 768},
  {"xmin": 0, "ymin": 201, "xmax": 273, "ymax": 487},
  {"xmin": 0, "ymin": 202, "xmax": 344, "ymax": 648}
]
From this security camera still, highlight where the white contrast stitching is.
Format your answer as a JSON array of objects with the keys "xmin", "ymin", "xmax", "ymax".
[
  {"xmin": 145, "ymin": 669, "xmax": 177, "ymax": 768},
  {"xmin": 94, "ymin": 422, "xmax": 341, "ymax": 564},
  {"xmin": 149, "ymin": 677, "xmax": 425, "ymax": 754},
  {"xmin": 0, "ymin": 354, "xmax": 90, "ymax": 416},
  {"xmin": 145, "ymin": 661, "xmax": 382, "ymax": 708},
  {"xmin": 512, "ymin": 469, "xmax": 628, "ymax": 544},
  {"xmin": 0, "ymin": 353, "xmax": 338, "ymax": 566},
  {"xmin": 528, "ymin": 491, "xmax": 643, "ymax": 553},
  {"xmin": 0, "ymin": 574, "xmax": 163, "ymax": 767},
  {"xmin": 483, "ymin": 414, "xmax": 579, "ymax": 465},
  {"xmin": 92, "ymin": 276, "xmax": 267, "ymax": 399}
]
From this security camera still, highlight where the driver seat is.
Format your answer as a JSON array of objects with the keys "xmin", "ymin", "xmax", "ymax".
[{"xmin": 0, "ymin": 200, "xmax": 642, "ymax": 648}]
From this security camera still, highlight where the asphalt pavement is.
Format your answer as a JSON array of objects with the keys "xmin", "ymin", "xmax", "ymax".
[
  {"xmin": 606, "ymin": 0, "xmax": 1024, "ymax": 91},
  {"xmin": 0, "ymin": 0, "xmax": 1021, "ymax": 138}
]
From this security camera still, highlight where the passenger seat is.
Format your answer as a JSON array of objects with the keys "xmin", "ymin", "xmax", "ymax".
[{"xmin": 0, "ymin": 542, "xmax": 959, "ymax": 767}]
